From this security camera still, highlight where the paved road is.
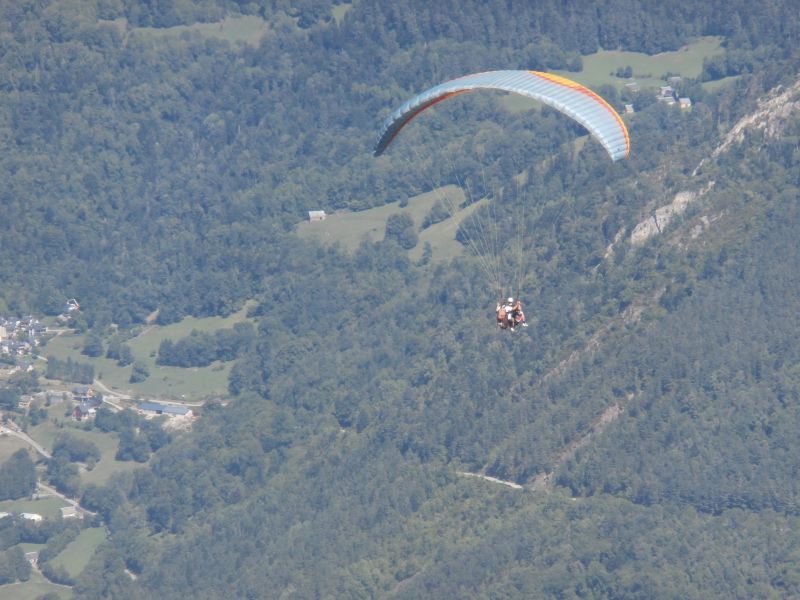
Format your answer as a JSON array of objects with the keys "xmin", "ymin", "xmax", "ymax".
[
  {"xmin": 0, "ymin": 426, "xmax": 51, "ymax": 459},
  {"xmin": 94, "ymin": 378, "xmax": 205, "ymax": 408},
  {"xmin": 93, "ymin": 378, "xmax": 131, "ymax": 400},
  {"xmin": 1, "ymin": 426, "xmax": 95, "ymax": 516},
  {"xmin": 37, "ymin": 481, "xmax": 96, "ymax": 516}
]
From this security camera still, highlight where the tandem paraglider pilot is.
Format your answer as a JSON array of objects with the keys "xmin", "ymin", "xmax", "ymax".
[{"xmin": 496, "ymin": 297, "xmax": 527, "ymax": 332}]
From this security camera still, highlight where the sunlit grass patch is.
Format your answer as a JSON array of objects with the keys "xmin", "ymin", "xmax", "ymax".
[
  {"xmin": 49, "ymin": 527, "xmax": 108, "ymax": 578},
  {"xmin": 134, "ymin": 15, "xmax": 269, "ymax": 46},
  {"xmin": 0, "ymin": 434, "xmax": 29, "ymax": 462},
  {"xmin": 0, "ymin": 497, "xmax": 65, "ymax": 520},
  {"xmin": 40, "ymin": 303, "xmax": 255, "ymax": 400},
  {"xmin": 550, "ymin": 36, "xmax": 725, "ymax": 92},
  {"xmin": 296, "ymin": 185, "xmax": 477, "ymax": 264},
  {"xmin": 0, "ymin": 568, "xmax": 71, "ymax": 600}
]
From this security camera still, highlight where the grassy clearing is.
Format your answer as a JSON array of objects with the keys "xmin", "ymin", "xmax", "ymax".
[
  {"xmin": 0, "ymin": 568, "xmax": 71, "ymax": 600},
  {"xmin": 27, "ymin": 407, "xmax": 143, "ymax": 487},
  {"xmin": 28, "ymin": 407, "xmax": 115, "ymax": 454},
  {"xmin": 80, "ymin": 449, "xmax": 141, "ymax": 487},
  {"xmin": 127, "ymin": 301, "xmax": 256, "ymax": 359},
  {"xmin": 41, "ymin": 302, "xmax": 254, "ymax": 400},
  {"xmin": 550, "ymin": 36, "xmax": 725, "ymax": 92},
  {"xmin": 412, "ymin": 198, "xmax": 489, "ymax": 263},
  {"xmin": 297, "ymin": 185, "xmax": 481, "ymax": 263},
  {"xmin": 50, "ymin": 527, "xmax": 107, "ymax": 578},
  {"xmin": 0, "ymin": 497, "xmax": 65, "ymax": 520},
  {"xmin": 0, "ymin": 434, "xmax": 29, "ymax": 462},
  {"xmin": 702, "ymin": 74, "xmax": 741, "ymax": 92},
  {"xmin": 133, "ymin": 15, "xmax": 268, "ymax": 46},
  {"xmin": 332, "ymin": 3, "xmax": 353, "ymax": 24}
]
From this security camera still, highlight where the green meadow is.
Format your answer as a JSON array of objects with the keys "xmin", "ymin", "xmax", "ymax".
[
  {"xmin": 49, "ymin": 527, "xmax": 108, "ymax": 579},
  {"xmin": 297, "ymin": 185, "xmax": 490, "ymax": 263},
  {"xmin": 27, "ymin": 407, "xmax": 142, "ymax": 487},
  {"xmin": 0, "ymin": 433, "xmax": 29, "ymax": 462},
  {"xmin": 503, "ymin": 36, "xmax": 729, "ymax": 112},
  {"xmin": 555, "ymin": 36, "xmax": 724, "ymax": 88},
  {"xmin": 41, "ymin": 302, "xmax": 255, "ymax": 400},
  {"xmin": 0, "ymin": 497, "xmax": 65, "ymax": 520},
  {"xmin": 133, "ymin": 15, "xmax": 269, "ymax": 46},
  {"xmin": 0, "ymin": 569, "xmax": 72, "ymax": 600},
  {"xmin": 332, "ymin": 3, "xmax": 353, "ymax": 24}
]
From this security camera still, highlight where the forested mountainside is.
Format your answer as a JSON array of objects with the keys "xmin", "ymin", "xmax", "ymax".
[
  {"xmin": 1, "ymin": 1, "xmax": 800, "ymax": 598},
  {"xmin": 1, "ymin": 0, "xmax": 797, "ymax": 324}
]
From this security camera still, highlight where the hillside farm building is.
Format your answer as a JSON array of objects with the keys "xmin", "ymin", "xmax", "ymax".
[{"xmin": 139, "ymin": 402, "xmax": 192, "ymax": 417}]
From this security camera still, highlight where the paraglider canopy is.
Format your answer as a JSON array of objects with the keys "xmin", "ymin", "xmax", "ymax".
[{"xmin": 374, "ymin": 70, "xmax": 630, "ymax": 161}]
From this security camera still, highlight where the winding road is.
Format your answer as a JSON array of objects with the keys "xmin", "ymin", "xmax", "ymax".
[
  {"xmin": 1, "ymin": 425, "xmax": 51, "ymax": 459},
  {"xmin": 0, "ymin": 426, "xmax": 95, "ymax": 515}
]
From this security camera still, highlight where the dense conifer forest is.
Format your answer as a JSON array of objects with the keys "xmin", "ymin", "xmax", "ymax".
[{"xmin": 1, "ymin": 0, "xmax": 800, "ymax": 597}]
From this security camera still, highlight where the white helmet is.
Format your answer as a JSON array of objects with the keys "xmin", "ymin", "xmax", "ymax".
[{"xmin": 507, "ymin": 297, "xmax": 514, "ymax": 303}]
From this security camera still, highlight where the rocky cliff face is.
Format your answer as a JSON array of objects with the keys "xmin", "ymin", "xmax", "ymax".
[
  {"xmin": 628, "ymin": 79, "xmax": 800, "ymax": 248},
  {"xmin": 630, "ymin": 185, "xmax": 713, "ymax": 246}
]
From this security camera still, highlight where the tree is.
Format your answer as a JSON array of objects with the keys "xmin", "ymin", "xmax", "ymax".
[
  {"xmin": 421, "ymin": 201, "xmax": 449, "ymax": 229},
  {"xmin": 129, "ymin": 361, "xmax": 149, "ymax": 383},
  {"xmin": 46, "ymin": 357, "xmax": 94, "ymax": 384},
  {"xmin": 0, "ymin": 388, "xmax": 19, "ymax": 411},
  {"xmin": 117, "ymin": 344, "xmax": 134, "ymax": 367},
  {"xmin": 385, "ymin": 213, "xmax": 418, "ymax": 249},
  {"xmin": 0, "ymin": 449, "xmax": 37, "ymax": 500},
  {"xmin": 8, "ymin": 370, "xmax": 39, "ymax": 394},
  {"xmin": 81, "ymin": 484, "xmax": 124, "ymax": 522},
  {"xmin": 47, "ymin": 453, "xmax": 81, "ymax": 498},
  {"xmin": 53, "ymin": 433, "xmax": 101, "ymax": 463},
  {"xmin": 0, "ymin": 546, "xmax": 30, "ymax": 584},
  {"xmin": 82, "ymin": 331, "xmax": 104, "ymax": 358}
]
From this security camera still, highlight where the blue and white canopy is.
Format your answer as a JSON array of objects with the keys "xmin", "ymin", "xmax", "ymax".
[{"xmin": 375, "ymin": 70, "xmax": 630, "ymax": 162}]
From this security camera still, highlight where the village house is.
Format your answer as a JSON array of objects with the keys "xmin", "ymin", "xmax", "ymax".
[
  {"xmin": 73, "ymin": 402, "xmax": 97, "ymax": 421},
  {"xmin": 2, "ymin": 340, "xmax": 29, "ymax": 356},
  {"xmin": 624, "ymin": 81, "xmax": 640, "ymax": 93},
  {"xmin": 657, "ymin": 85, "xmax": 677, "ymax": 105},
  {"xmin": 72, "ymin": 386, "xmax": 96, "ymax": 403},
  {"xmin": 24, "ymin": 551, "xmax": 39, "ymax": 565},
  {"xmin": 0, "ymin": 316, "xmax": 48, "ymax": 357},
  {"xmin": 308, "ymin": 210, "xmax": 327, "ymax": 222},
  {"xmin": 679, "ymin": 97, "xmax": 692, "ymax": 110}
]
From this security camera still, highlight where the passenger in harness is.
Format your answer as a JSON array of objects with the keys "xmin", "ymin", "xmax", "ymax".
[{"xmin": 496, "ymin": 297, "xmax": 528, "ymax": 331}]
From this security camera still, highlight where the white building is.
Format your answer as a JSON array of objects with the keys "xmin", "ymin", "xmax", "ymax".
[
  {"xmin": 60, "ymin": 506, "xmax": 81, "ymax": 519},
  {"xmin": 308, "ymin": 210, "xmax": 327, "ymax": 222},
  {"xmin": 21, "ymin": 512, "xmax": 43, "ymax": 522}
]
